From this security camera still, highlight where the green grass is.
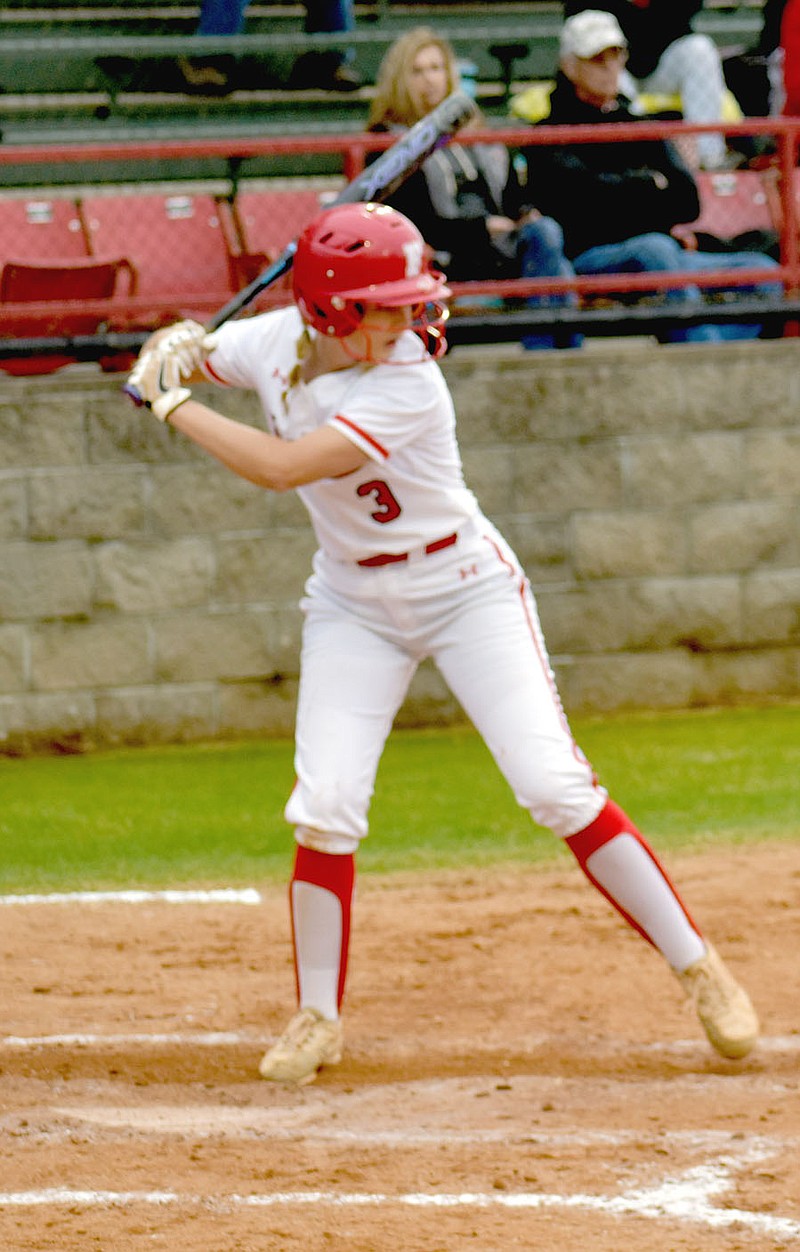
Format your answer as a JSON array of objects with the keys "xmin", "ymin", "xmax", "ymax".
[{"xmin": 0, "ymin": 704, "xmax": 798, "ymax": 893}]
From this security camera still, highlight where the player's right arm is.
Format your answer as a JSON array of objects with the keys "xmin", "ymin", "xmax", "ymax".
[
  {"xmin": 166, "ymin": 398, "xmax": 370, "ymax": 491},
  {"xmin": 127, "ymin": 311, "xmax": 371, "ymax": 489}
]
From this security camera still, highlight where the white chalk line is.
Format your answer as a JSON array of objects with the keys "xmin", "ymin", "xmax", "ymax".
[
  {"xmin": 46, "ymin": 1109, "xmax": 800, "ymax": 1150},
  {"xmin": 1, "ymin": 1144, "xmax": 799, "ymax": 1239},
  {"xmin": 0, "ymin": 888, "xmax": 261, "ymax": 906},
  {"xmin": 1, "ymin": 1031, "xmax": 270, "ymax": 1049},
  {"xmin": 3, "ymin": 1028, "xmax": 800, "ymax": 1055}
]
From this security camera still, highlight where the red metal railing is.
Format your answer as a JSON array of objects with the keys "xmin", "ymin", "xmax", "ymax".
[{"xmin": 0, "ymin": 114, "xmax": 797, "ymax": 360}]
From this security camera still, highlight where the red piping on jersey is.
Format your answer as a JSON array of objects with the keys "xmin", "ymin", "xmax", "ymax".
[
  {"xmin": 202, "ymin": 359, "xmax": 231, "ymax": 386},
  {"xmin": 334, "ymin": 414, "xmax": 389, "ymax": 460}
]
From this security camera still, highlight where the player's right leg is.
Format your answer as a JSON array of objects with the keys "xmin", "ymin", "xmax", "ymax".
[
  {"xmin": 259, "ymin": 601, "xmax": 416, "ymax": 1084},
  {"xmin": 258, "ymin": 841, "xmax": 353, "ymax": 1084}
]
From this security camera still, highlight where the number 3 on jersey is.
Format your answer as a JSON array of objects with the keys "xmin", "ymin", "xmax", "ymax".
[{"xmin": 357, "ymin": 479, "xmax": 402, "ymax": 524}]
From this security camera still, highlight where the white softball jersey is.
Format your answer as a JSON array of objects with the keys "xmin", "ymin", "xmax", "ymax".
[{"xmin": 202, "ymin": 304, "xmax": 482, "ymax": 565}]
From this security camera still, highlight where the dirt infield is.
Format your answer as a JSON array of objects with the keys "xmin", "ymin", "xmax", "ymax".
[{"xmin": 2, "ymin": 842, "xmax": 799, "ymax": 1251}]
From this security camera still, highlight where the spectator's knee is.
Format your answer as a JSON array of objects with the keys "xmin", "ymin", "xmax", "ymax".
[
  {"xmin": 521, "ymin": 215, "xmax": 565, "ymax": 250},
  {"xmin": 628, "ymin": 232, "xmax": 684, "ymax": 270},
  {"xmin": 672, "ymin": 32, "xmax": 721, "ymax": 76}
]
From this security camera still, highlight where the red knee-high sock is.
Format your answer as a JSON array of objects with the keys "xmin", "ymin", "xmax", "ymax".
[
  {"xmin": 290, "ymin": 845, "xmax": 355, "ymax": 1015},
  {"xmin": 566, "ymin": 799, "xmax": 704, "ymax": 968}
]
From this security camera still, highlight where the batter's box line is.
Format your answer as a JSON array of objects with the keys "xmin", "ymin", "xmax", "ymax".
[
  {"xmin": 1, "ymin": 1147, "xmax": 799, "ymax": 1240},
  {"xmin": 0, "ymin": 888, "xmax": 262, "ymax": 906},
  {"xmin": 3, "ymin": 1030, "xmax": 800, "ymax": 1054}
]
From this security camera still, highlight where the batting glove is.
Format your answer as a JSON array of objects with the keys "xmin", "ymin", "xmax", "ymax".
[
  {"xmin": 156, "ymin": 319, "xmax": 219, "ymax": 378},
  {"xmin": 126, "ymin": 348, "xmax": 192, "ymax": 422}
]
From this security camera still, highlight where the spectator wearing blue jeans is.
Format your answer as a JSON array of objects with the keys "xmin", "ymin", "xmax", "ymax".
[
  {"xmin": 573, "ymin": 232, "xmax": 781, "ymax": 342},
  {"xmin": 180, "ymin": 0, "xmax": 360, "ymax": 92},
  {"xmin": 525, "ymin": 11, "xmax": 781, "ymax": 343}
]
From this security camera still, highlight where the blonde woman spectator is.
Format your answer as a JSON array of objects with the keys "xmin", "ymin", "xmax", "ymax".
[{"xmin": 368, "ymin": 27, "xmax": 579, "ymax": 349}]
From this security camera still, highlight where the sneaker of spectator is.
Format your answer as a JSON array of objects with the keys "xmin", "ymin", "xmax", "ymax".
[
  {"xmin": 179, "ymin": 0, "xmax": 361, "ymax": 95},
  {"xmin": 524, "ymin": 11, "xmax": 782, "ymax": 343}
]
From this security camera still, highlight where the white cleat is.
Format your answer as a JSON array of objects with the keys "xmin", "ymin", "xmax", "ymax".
[
  {"xmin": 678, "ymin": 943, "xmax": 759, "ymax": 1060},
  {"xmin": 259, "ymin": 1007, "xmax": 344, "ymax": 1085}
]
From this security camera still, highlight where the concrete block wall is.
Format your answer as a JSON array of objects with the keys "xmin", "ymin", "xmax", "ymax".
[{"xmin": 0, "ymin": 337, "xmax": 798, "ymax": 752}]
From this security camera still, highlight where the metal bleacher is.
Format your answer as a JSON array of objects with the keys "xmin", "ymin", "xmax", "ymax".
[
  {"xmin": 0, "ymin": 0, "xmax": 791, "ymax": 372},
  {"xmin": 0, "ymin": 2, "xmax": 766, "ymax": 154}
]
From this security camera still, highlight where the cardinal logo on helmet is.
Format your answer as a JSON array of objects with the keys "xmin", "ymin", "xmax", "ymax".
[{"xmin": 402, "ymin": 240, "xmax": 424, "ymax": 278}]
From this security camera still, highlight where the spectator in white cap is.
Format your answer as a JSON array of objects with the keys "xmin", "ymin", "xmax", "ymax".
[
  {"xmin": 522, "ymin": 10, "xmax": 781, "ymax": 343},
  {"xmin": 563, "ymin": 1, "xmax": 730, "ymax": 169},
  {"xmin": 560, "ymin": 9, "xmax": 629, "ymax": 66}
]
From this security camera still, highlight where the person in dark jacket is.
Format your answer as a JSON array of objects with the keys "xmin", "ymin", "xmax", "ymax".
[
  {"xmin": 368, "ymin": 27, "xmax": 580, "ymax": 349},
  {"xmin": 563, "ymin": 0, "xmax": 729, "ymax": 168},
  {"xmin": 526, "ymin": 11, "xmax": 780, "ymax": 343}
]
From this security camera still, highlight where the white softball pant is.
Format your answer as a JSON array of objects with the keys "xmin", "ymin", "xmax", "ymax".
[{"xmin": 285, "ymin": 518, "xmax": 607, "ymax": 850}]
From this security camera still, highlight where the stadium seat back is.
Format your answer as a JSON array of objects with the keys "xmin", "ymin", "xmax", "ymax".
[
  {"xmin": 0, "ymin": 197, "xmax": 89, "ymax": 261},
  {"xmin": 82, "ymin": 192, "xmax": 236, "ymax": 307},
  {"xmin": 0, "ymin": 255, "xmax": 136, "ymax": 376},
  {"xmin": 691, "ymin": 171, "xmax": 776, "ymax": 241},
  {"xmin": 234, "ymin": 188, "xmax": 328, "ymax": 261}
]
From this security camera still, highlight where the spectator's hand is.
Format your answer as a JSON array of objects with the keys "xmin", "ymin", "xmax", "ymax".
[
  {"xmin": 627, "ymin": 169, "xmax": 670, "ymax": 191},
  {"xmin": 516, "ymin": 209, "xmax": 543, "ymax": 228},
  {"xmin": 672, "ymin": 225, "xmax": 699, "ymax": 251},
  {"xmin": 486, "ymin": 215, "xmax": 518, "ymax": 239}
]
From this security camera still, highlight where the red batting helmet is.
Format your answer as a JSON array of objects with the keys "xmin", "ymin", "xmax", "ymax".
[{"xmin": 292, "ymin": 201, "xmax": 451, "ymax": 338}]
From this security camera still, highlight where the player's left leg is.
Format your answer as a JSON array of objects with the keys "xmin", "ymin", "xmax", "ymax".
[
  {"xmin": 566, "ymin": 800, "xmax": 758, "ymax": 1058},
  {"xmin": 259, "ymin": 842, "xmax": 354, "ymax": 1084},
  {"xmin": 433, "ymin": 533, "xmax": 758, "ymax": 1058}
]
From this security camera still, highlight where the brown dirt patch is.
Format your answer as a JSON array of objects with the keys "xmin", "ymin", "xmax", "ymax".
[{"xmin": 1, "ymin": 842, "xmax": 799, "ymax": 1250}]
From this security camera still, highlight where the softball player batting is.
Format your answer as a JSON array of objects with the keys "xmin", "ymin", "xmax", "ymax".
[{"xmin": 126, "ymin": 202, "xmax": 758, "ymax": 1084}]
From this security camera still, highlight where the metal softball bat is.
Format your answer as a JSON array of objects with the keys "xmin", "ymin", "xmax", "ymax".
[
  {"xmin": 207, "ymin": 89, "xmax": 478, "ymax": 330},
  {"xmin": 123, "ymin": 89, "xmax": 477, "ymax": 404}
]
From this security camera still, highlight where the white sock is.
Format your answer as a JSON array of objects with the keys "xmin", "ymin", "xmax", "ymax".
[
  {"xmin": 587, "ymin": 833, "xmax": 706, "ymax": 971},
  {"xmin": 291, "ymin": 880, "xmax": 342, "ymax": 1020}
]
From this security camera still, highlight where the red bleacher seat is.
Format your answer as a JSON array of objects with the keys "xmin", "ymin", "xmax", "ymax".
[
  {"xmin": 230, "ymin": 187, "xmax": 329, "ymax": 285},
  {"xmin": 0, "ymin": 255, "xmax": 137, "ymax": 375},
  {"xmin": 691, "ymin": 171, "xmax": 776, "ymax": 242},
  {"xmin": 0, "ymin": 197, "xmax": 89, "ymax": 261},
  {"xmin": 81, "ymin": 192, "xmax": 237, "ymax": 323}
]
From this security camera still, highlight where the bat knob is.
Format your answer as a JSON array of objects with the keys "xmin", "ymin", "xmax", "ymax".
[{"xmin": 123, "ymin": 383, "xmax": 145, "ymax": 407}]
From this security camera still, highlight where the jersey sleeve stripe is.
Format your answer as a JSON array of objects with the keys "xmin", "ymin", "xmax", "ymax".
[
  {"xmin": 332, "ymin": 415, "xmax": 389, "ymax": 461},
  {"xmin": 201, "ymin": 359, "xmax": 232, "ymax": 386}
]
